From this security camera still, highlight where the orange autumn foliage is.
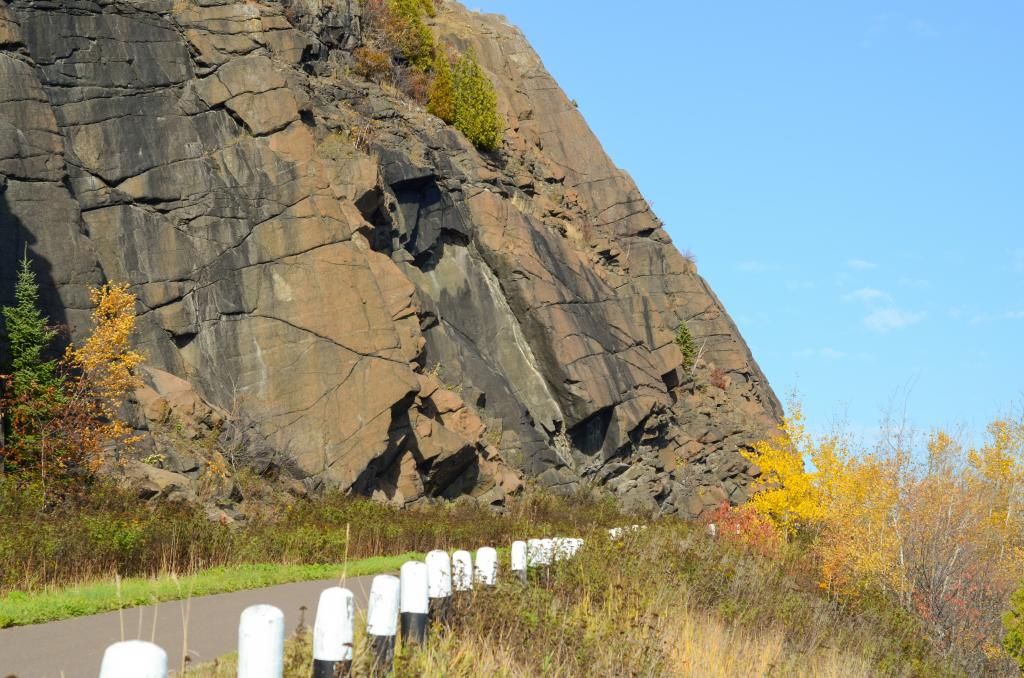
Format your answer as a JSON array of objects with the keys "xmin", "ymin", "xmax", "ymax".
[{"xmin": 39, "ymin": 283, "xmax": 144, "ymax": 482}]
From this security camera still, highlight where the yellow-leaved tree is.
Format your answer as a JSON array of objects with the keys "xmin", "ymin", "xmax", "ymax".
[
  {"xmin": 744, "ymin": 403, "xmax": 1024, "ymax": 673},
  {"xmin": 742, "ymin": 406, "xmax": 826, "ymax": 534},
  {"xmin": 39, "ymin": 283, "xmax": 143, "ymax": 488}
]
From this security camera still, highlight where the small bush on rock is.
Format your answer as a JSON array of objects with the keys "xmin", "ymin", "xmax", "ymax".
[
  {"xmin": 675, "ymin": 319, "xmax": 698, "ymax": 372},
  {"xmin": 452, "ymin": 50, "xmax": 503, "ymax": 151},
  {"xmin": 386, "ymin": 0, "xmax": 435, "ymax": 71},
  {"xmin": 427, "ymin": 51, "xmax": 456, "ymax": 123},
  {"xmin": 353, "ymin": 46, "xmax": 393, "ymax": 82}
]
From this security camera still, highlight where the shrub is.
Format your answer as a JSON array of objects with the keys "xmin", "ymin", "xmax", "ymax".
[
  {"xmin": 453, "ymin": 50, "xmax": 503, "ymax": 151},
  {"xmin": 353, "ymin": 46, "xmax": 393, "ymax": 82},
  {"xmin": 702, "ymin": 502, "xmax": 783, "ymax": 559},
  {"xmin": 709, "ymin": 367, "xmax": 729, "ymax": 390},
  {"xmin": 427, "ymin": 51, "xmax": 456, "ymax": 123},
  {"xmin": 674, "ymin": 319, "xmax": 697, "ymax": 372},
  {"xmin": 397, "ymin": 67, "xmax": 432, "ymax": 104},
  {"xmin": 386, "ymin": 0, "xmax": 435, "ymax": 71},
  {"xmin": 1004, "ymin": 582, "xmax": 1024, "ymax": 670}
]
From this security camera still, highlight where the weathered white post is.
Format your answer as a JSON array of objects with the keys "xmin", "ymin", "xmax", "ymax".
[
  {"xmin": 426, "ymin": 549, "xmax": 452, "ymax": 626},
  {"xmin": 312, "ymin": 587, "xmax": 354, "ymax": 678},
  {"xmin": 526, "ymin": 538, "xmax": 543, "ymax": 567},
  {"xmin": 99, "ymin": 640, "xmax": 167, "ymax": 678},
  {"xmin": 399, "ymin": 561, "xmax": 429, "ymax": 646},
  {"xmin": 238, "ymin": 604, "xmax": 285, "ymax": 678},
  {"xmin": 474, "ymin": 547, "xmax": 498, "ymax": 587},
  {"xmin": 451, "ymin": 549, "xmax": 473, "ymax": 593},
  {"xmin": 552, "ymin": 537, "xmax": 568, "ymax": 561},
  {"xmin": 510, "ymin": 540, "xmax": 528, "ymax": 584},
  {"xmin": 539, "ymin": 538, "xmax": 555, "ymax": 566},
  {"xmin": 366, "ymin": 574, "xmax": 400, "ymax": 674},
  {"xmin": 557, "ymin": 537, "xmax": 583, "ymax": 560}
]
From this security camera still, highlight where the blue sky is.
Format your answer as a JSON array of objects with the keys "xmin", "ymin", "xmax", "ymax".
[{"xmin": 478, "ymin": 1, "xmax": 1024, "ymax": 443}]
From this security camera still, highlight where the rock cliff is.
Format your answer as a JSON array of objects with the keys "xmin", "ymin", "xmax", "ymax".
[{"xmin": 0, "ymin": 0, "xmax": 782, "ymax": 515}]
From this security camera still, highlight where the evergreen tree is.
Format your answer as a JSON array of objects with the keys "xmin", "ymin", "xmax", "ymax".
[
  {"xmin": 1, "ymin": 255, "xmax": 61, "ymax": 471},
  {"xmin": 453, "ymin": 50, "xmax": 503, "ymax": 151},
  {"xmin": 427, "ymin": 51, "xmax": 457, "ymax": 124},
  {"xmin": 2, "ymin": 256, "xmax": 60, "ymax": 397},
  {"xmin": 674, "ymin": 320, "xmax": 697, "ymax": 372}
]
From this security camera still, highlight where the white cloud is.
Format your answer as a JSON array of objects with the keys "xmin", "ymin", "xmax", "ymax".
[
  {"xmin": 864, "ymin": 308, "xmax": 925, "ymax": 332},
  {"xmin": 908, "ymin": 19, "xmax": 940, "ymax": 38},
  {"xmin": 796, "ymin": 347, "xmax": 848, "ymax": 360},
  {"xmin": 967, "ymin": 310, "xmax": 1024, "ymax": 324},
  {"xmin": 897, "ymin": 277, "xmax": 930, "ymax": 289},
  {"xmin": 786, "ymin": 279, "xmax": 815, "ymax": 291},
  {"xmin": 847, "ymin": 259, "xmax": 878, "ymax": 270},
  {"xmin": 736, "ymin": 260, "xmax": 773, "ymax": 273},
  {"xmin": 842, "ymin": 287, "xmax": 890, "ymax": 304}
]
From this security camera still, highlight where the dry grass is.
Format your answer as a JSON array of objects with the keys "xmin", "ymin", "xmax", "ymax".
[{"xmin": 186, "ymin": 521, "xmax": 961, "ymax": 677}]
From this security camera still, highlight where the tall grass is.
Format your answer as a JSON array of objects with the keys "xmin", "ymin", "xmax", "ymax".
[
  {"xmin": 0, "ymin": 475, "xmax": 623, "ymax": 594},
  {"xmin": 189, "ymin": 521, "xmax": 963, "ymax": 677}
]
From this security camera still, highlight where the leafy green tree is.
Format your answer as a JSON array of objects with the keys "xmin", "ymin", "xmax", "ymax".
[
  {"xmin": 427, "ymin": 51, "xmax": 456, "ymax": 123},
  {"xmin": 453, "ymin": 50, "xmax": 503, "ymax": 151},
  {"xmin": 1003, "ymin": 581, "xmax": 1024, "ymax": 670}
]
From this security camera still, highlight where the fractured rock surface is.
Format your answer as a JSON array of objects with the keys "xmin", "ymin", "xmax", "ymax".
[{"xmin": 0, "ymin": 0, "xmax": 781, "ymax": 515}]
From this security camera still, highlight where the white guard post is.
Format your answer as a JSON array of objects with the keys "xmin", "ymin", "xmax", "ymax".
[
  {"xmin": 400, "ymin": 561, "xmax": 430, "ymax": 646},
  {"xmin": 312, "ymin": 587, "xmax": 354, "ymax": 678},
  {"xmin": 99, "ymin": 640, "xmax": 168, "ymax": 678},
  {"xmin": 474, "ymin": 547, "xmax": 498, "ymax": 587},
  {"xmin": 426, "ymin": 549, "xmax": 453, "ymax": 625},
  {"xmin": 366, "ymin": 574, "xmax": 400, "ymax": 673},
  {"xmin": 526, "ymin": 538, "xmax": 543, "ymax": 567},
  {"xmin": 510, "ymin": 540, "xmax": 528, "ymax": 584},
  {"xmin": 451, "ymin": 550, "xmax": 473, "ymax": 593},
  {"xmin": 238, "ymin": 604, "xmax": 285, "ymax": 678}
]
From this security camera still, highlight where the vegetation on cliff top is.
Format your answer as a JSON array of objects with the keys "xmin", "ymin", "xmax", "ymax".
[{"xmin": 360, "ymin": 0, "xmax": 504, "ymax": 150}]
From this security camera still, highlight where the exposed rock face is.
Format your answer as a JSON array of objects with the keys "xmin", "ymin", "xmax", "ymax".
[{"xmin": 0, "ymin": 0, "xmax": 781, "ymax": 515}]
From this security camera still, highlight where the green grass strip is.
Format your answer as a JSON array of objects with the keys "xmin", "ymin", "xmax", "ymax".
[{"xmin": 0, "ymin": 552, "xmax": 423, "ymax": 628}]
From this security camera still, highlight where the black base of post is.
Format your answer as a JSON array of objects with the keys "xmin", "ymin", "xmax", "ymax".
[
  {"xmin": 429, "ymin": 596, "xmax": 451, "ymax": 629},
  {"xmin": 369, "ymin": 634, "xmax": 395, "ymax": 675},
  {"xmin": 400, "ymin": 611, "xmax": 428, "ymax": 645},
  {"xmin": 313, "ymin": 658, "xmax": 352, "ymax": 678},
  {"xmin": 513, "ymin": 568, "xmax": 527, "ymax": 585}
]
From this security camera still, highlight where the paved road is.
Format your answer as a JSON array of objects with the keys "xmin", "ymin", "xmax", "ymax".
[{"xmin": 0, "ymin": 574, "xmax": 378, "ymax": 678}]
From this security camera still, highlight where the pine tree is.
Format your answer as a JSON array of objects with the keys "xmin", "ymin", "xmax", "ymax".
[
  {"xmin": 2, "ymin": 256, "xmax": 60, "ymax": 397},
  {"xmin": 1, "ymin": 255, "xmax": 61, "ymax": 471},
  {"xmin": 453, "ymin": 50, "xmax": 503, "ymax": 151},
  {"xmin": 674, "ymin": 320, "xmax": 697, "ymax": 372},
  {"xmin": 427, "ymin": 51, "xmax": 457, "ymax": 124}
]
